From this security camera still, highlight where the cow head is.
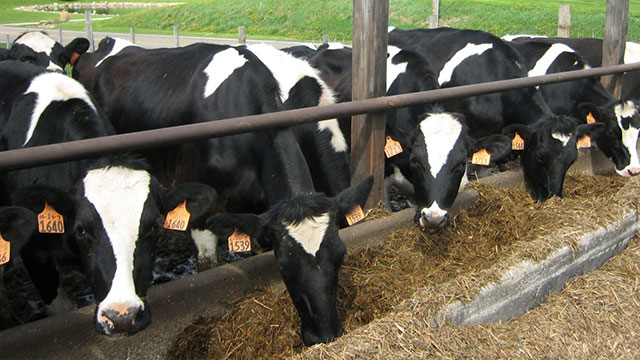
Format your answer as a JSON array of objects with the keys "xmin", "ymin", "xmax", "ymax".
[
  {"xmin": 503, "ymin": 116, "xmax": 604, "ymax": 201},
  {"xmin": 12, "ymin": 31, "xmax": 89, "ymax": 72},
  {"xmin": 577, "ymin": 101, "xmax": 640, "ymax": 176},
  {"xmin": 12, "ymin": 163, "xmax": 216, "ymax": 336},
  {"xmin": 388, "ymin": 113, "xmax": 511, "ymax": 228},
  {"xmin": 207, "ymin": 175, "xmax": 374, "ymax": 346}
]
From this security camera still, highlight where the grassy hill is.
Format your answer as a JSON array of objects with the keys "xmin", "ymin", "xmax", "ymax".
[{"xmin": 2, "ymin": 0, "xmax": 640, "ymax": 42}]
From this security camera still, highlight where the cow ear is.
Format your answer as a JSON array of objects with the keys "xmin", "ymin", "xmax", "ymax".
[
  {"xmin": 160, "ymin": 183, "xmax": 217, "ymax": 223},
  {"xmin": 65, "ymin": 37, "xmax": 90, "ymax": 67},
  {"xmin": 469, "ymin": 134, "xmax": 512, "ymax": 163},
  {"xmin": 336, "ymin": 175, "xmax": 374, "ymax": 217},
  {"xmin": 206, "ymin": 213, "xmax": 268, "ymax": 252},
  {"xmin": 577, "ymin": 102, "xmax": 602, "ymax": 123},
  {"xmin": 11, "ymin": 185, "xmax": 75, "ymax": 219},
  {"xmin": 576, "ymin": 122, "xmax": 605, "ymax": 140},
  {"xmin": 0, "ymin": 206, "xmax": 37, "ymax": 250}
]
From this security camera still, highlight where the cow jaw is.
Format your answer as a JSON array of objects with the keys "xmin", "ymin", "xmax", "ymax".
[{"xmin": 83, "ymin": 166, "xmax": 151, "ymax": 335}]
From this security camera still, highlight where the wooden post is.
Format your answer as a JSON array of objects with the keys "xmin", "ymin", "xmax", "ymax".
[
  {"xmin": 430, "ymin": 0, "xmax": 439, "ymax": 28},
  {"xmin": 130, "ymin": 27, "xmax": 136, "ymax": 44},
  {"xmin": 238, "ymin": 26, "xmax": 246, "ymax": 44},
  {"xmin": 173, "ymin": 26, "xmax": 179, "ymax": 47},
  {"xmin": 6, "ymin": 35, "xmax": 10, "ymax": 49},
  {"xmin": 558, "ymin": 5, "xmax": 571, "ymax": 37},
  {"xmin": 351, "ymin": 0, "xmax": 389, "ymax": 209},
  {"xmin": 58, "ymin": 27, "xmax": 63, "ymax": 45},
  {"xmin": 85, "ymin": 11, "xmax": 94, "ymax": 51},
  {"xmin": 322, "ymin": 34, "xmax": 330, "ymax": 43},
  {"xmin": 602, "ymin": 0, "xmax": 628, "ymax": 98}
]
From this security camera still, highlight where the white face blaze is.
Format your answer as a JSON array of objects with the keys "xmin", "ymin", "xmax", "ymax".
[
  {"xmin": 191, "ymin": 228, "xmax": 218, "ymax": 264},
  {"xmin": 438, "ymin": 43, "xmax": 493, "ymax": 86},
  {"xmin": 285, "ymin": 214, "xmax": 330, "ymax": 257},
  {"xmin": 95, "ymin": 38, "xmax": 135, "ymax": 68},
  {"xmin": 552, "ymin": 132, "xmax": 571, "ymax": 147},
  {"xmin": 387, "ymin": 45, "xmax": 407, "ymax": 91},
  {"xmin": 615, "ymin": 101, "xmax": 640, "ymax": 175},
  {"xmin": 202, "ymin": 47, "xmax": 248, "ymax": 98},
  {"xmin": 14, "ymin": 32, "xmax": 61, "ymax": 71},
  {"xmin": 23, "ymin": 72, "xmax": 97, "ymax": 146},
  {"xmin": 83, "ymin": 167, "xmax": 151, "ymax": 324},
  {"xmin": 247, "ymin": 44, "xmax": 347, "ymax": 153},
  {"xmin": 420, "ymin": 113, "xmax": 463, "ymax": 178}
]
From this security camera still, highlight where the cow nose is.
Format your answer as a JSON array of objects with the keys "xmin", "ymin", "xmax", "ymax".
[
  {"xmin": 99, "ymin": 303, "xmax": 142, "ymax": 335},
  {"xmin": 627, "ymin": 167, "xmax": 640, "ymax": 176},
  {"xmin": 302, "ymin": 324, "xmax": 344, "ymax": 346},
  {"xmin": 419, "ymin": 208, "xmax": 450, "ymax": 228}
]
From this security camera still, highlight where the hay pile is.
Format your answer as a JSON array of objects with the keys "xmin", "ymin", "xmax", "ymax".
[{"xmin": 166, "ymin": 173, "xmax": 637, "ymax": 360}]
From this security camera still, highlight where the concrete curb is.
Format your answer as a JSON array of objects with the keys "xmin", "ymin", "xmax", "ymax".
[{"xmin": 441, "ymin": 210, "xmax": 639, "ymax": 326}]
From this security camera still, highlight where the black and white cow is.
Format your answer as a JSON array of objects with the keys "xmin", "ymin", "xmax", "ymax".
[
  {"xmin": 506, "ymin": 39, "xmax": 640, "ymax": 176},
  {"xmin": 0, "ymin": 60, "xmax": 216, "ymax": 335},
  {"xmin": 10, "ymin": 31, "xmax": 89, "ymax": 72},
  {"xmin": 295, "ymin": 44, "xmax": 511, "ymax": 227},
  {"xmin": 386, "ymin": 27, "xmax": 604, "ymax": 204},
  {"xmin": 207, "ymin": 175, "xmax": 374, "ymax": 346}
]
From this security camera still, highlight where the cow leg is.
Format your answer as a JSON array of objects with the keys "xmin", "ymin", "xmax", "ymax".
[
  {"xmin": 20, "ymin": 241, "xmax": 74, "ymax": 316},
  {"xmin": 190, "ymin": 228, "xmax": 219, "ymax": 270}
]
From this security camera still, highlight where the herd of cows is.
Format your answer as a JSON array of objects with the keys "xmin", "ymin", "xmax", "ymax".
[{"xmin": 0, "ymin": 25, "xmax": 638, "ymax": 347}]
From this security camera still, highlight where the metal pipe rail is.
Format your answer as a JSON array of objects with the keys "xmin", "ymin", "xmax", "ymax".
[{"xmin": 1, "ymin": 61, "xmax": 640, "ymax": 172}]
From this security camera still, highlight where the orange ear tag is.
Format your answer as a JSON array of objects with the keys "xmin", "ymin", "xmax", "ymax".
[
  {"xmin": 38, "ymin": 203, "xmax": 65, "ymax": 234},
  {"xmin": 586, "ymin": 112, "xmax": 596, "ymax": 124},
  {"xmin": 0, "ymin": 233, "xmax": 9, "ymax": 265},
  {"xmin": 228, "ymin": 228, "xmax": 251, "ymax": 253},
  {"xmin": 577, "ymin": 135, "xmax": 592, "ymax": 149},
  {"xmin": 471, "ymin": 149, "xmax": 491, "ymax": 166},
  {"xmin": 512, "ymin": 132, "xmax": 525, "ymax": 150},
  {"xmin": 163, "ymin": 200, "xmax": 190, "ymax": 231},
  {"xmin": 345, "ymin": 204, "xmax": 365, "ymax": 226},
  {"xmin": 384, "ymin": 136, "xmax": 403, "ymax": 158}
]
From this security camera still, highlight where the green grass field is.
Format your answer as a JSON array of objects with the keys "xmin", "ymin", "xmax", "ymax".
[{"xmin": 1, "ymin": 0, "xmax": 640, "ymax": 42}]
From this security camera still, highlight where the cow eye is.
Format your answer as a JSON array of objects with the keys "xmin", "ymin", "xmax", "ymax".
[{"xmin": 75, "ymin": 224, "xmax": 86, "ymax": 238}]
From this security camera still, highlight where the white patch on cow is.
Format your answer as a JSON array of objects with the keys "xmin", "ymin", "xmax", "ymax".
[
  {"xmin": 203, "ymin": 47, "xmax": 248, "ymax": 98},
  {"xmin": 388, "ymin": 26, "xmax": 396, "ymax": 33},
  {"xmin": 420, "ymin": 113, "xmax": 463, "ymax": 178},
  {"xmin": 191, "ymin": 229, "xmax": 218, "ymax": 265},
  {"xmin": 615, "ymin": 101, "xmax": 640, "ymax": 175},
  {"xmin": 23, "ymin": 72, "xmax": 97, "ymax": 145},
  {"xmin": 248, "ymin": 44, "xmax": 347, "ymax": 152},
  {"xmin": 390, "ymin": 165, "xmax": 415, "ymax": 195},
  {"xmin": 285, "ymin": 214, "xmax": 330, "ymax": 257},
  {"xmin": 43, "ymin": 285, "xmax": 75, "ymax": 315},
  {"xmin": 528, "ymin": 43, "xmax": 575, "ymax": 79},
  {"xmin": 501, "ymin": 34, "xmax": 548, "ymax": 42},
  {"xmin": 84, "ymin": 167, "xmax": 151, "ymax": 323},
  {"xmin": 326, "ymin": 42, "xmax": 346, "ymax": 50},
  {"xmin": 624, "ymin": 41, "xmax": 640, "ymax": 64},
  {"xmin": 95, "ymin": 38, "xmax": 135, "ymax": 68},
  {"xmin": 387, "ymin": 45, "xmax": 407, "ymax": 91},
  {"xmin": 552, "ymin": 132, "xmax": 571, "ymax": 147},
  {"xmin": 14, "ymin": 32, "xmax": 61, "ymax": 71},
  {"xmin": 438, "ymin": 43, "xmax": 493, "ymax": 86},
  {"xmin": 459, "ymin": 167, "xmax": 469, "ymax": 191}
]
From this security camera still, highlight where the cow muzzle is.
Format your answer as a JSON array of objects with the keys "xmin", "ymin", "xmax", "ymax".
[
  {"xmin": 617, "ymin": 167, "xmax": 640, "ymax": 177},
  {"xmin": 416, "ymin": 208, "xmax": 450, "ymax": 228},
  {"xmin": 96, "ymin": 301, "xmax": 150, "ymax": 336}
]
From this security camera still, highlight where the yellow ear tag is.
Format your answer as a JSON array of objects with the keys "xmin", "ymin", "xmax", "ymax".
[
  {"xmin": 345, "ymin": 204, "xmax": 365, "ymax": 226},
  {"xmin": 0, "ymin": 233, "xmax": 9, "ymax": 265},
  {"xmin": 586, "ymin": 112, "xmax": 596, "ymax": 124},
  {"xmin": 38, "ymin": 203, "xmax": 65, "ymax": 234},
  {"xmin": 163, "ymin": 200, "xmax": 190, "ymax": 231},
  {"xmin": 577, "ymin": 135, "xmax": 592, "ymax": 149},
  {"xmin": 384, "ymin": 136, "xmax": 403, "ymax": 158},
  {"xmin": 228, "ymin": 228, "xmax": 251, "ymax": 253},
  {"xmin": 512, "ymin": 132, "xmax": 525, "ymax": 150},
  {"xmin": 471, "ymin": 149, "xmax": 491, "ymax": 166}
]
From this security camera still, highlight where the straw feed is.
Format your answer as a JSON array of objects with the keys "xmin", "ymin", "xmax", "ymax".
[{"xmin": 167, "ymin": 173, "xmax": 638, "ymax": 360}]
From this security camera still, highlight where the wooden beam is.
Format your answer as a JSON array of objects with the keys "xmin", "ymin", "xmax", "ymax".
[
  {"xmin": 351, "ymin": 0, "xmax": 389, "ymax": 209},
  {"xmin": 602, "ymin": 0, "xmax": 628, "ymax": 97}
]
